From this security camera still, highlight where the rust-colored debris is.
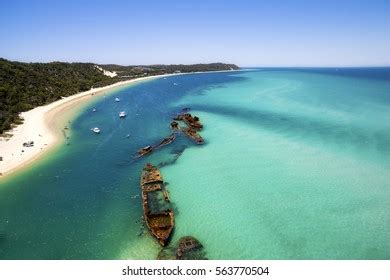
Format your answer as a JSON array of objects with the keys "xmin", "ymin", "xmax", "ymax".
[
  {"xmin": 140, "ymin": 163, "xmax": 174, "ymax": 246},
  {"xmin": 135, "ymin": 133, "xmax": 176, "ymax": 158},
  {"xmin": 174, "ymin": 113, "xmax": 203, "ymax": 131},
  {"xmin": 182, "ymin": 127, "xmax": 204, "ymax": 144}
]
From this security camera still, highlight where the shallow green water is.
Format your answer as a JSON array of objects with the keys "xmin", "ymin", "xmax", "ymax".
[{"xmin": 0, "ymin": 69, "xmax": 389, "ymax": 259}]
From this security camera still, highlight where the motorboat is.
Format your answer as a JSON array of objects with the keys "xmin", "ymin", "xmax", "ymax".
[{"xmin": 91, "ymin": 127, "xmax": 101, "ymax": 134}]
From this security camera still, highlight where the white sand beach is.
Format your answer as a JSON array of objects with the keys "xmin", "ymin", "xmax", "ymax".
[
  {"xmin": 0, "ymin": 70, "xmax": 238, "ymax": 178},
  {"xmin": 0, "ymin": 75, "xmax": 161, "ymax": 178}
]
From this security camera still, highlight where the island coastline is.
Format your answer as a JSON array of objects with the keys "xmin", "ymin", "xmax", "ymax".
[{"xmin": 0, "ymin": 70, "xmax": 238, "ymax": 179}]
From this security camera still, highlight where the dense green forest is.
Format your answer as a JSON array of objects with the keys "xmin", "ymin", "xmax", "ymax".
[{"xmin": 0, "ymin": 58, "xmax": 239, "ymax": 134}]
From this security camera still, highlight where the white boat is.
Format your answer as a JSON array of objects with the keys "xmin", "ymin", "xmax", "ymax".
[
  {"xmin": 119, "ymin": 111, "xmax": 127, "ymax": 118},
  {"xmin": 91, "ymin": 127, "xmax": 101, "ymax": 134},
  {"xmin": 92, "ymin": 108, "xmax": 97, "ymax": 112},
  {"xmin": 115, "ymin": 97, "xmax": 120, "ymax": 102},
  {"xmin": 173, "ymin": 83, "xmax": 178, "ymax": 86}
]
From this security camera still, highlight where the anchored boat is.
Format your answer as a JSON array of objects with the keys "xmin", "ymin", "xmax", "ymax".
[
  {"xmin": 140, "ymin": 163, "xmax": 174, "ymax": 246},
  {"xmin": 91, "ymin": 127, "xmax": 101, "ymax": 134}
]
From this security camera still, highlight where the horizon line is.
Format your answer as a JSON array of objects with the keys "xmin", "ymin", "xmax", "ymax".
[{"xmin": 1, "ymin": 57, "xmax": 390, "ymax": 68}]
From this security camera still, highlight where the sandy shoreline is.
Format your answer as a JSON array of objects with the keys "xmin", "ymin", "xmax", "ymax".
[
  {"xmin": 0, "ymin": 70, "xmax": 239, "ymax": 179},
  {"xmin": 0, "ymin": 74, "xmax": 164, "ymax": 178}
]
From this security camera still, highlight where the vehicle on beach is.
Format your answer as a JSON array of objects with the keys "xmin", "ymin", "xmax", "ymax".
[{"xmin": 22, "ymin": 141, "xmax": 34, "ymax": 147}]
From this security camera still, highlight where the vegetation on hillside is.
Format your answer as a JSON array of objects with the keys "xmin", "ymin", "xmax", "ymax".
[
  {"xmin": 0, "ymin": 58, "xmax": 239, "ymax": 134},
  {"xmin": 102, "ymin": 63, "xmax": 239, "ymax": 78}
]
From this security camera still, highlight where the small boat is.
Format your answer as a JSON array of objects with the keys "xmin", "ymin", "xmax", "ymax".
[
  {"xmin": 92, "ymin": 108, "xmax": 97, "ymax": 112},
  {"xmin": 126, "ymin": 134, "xmax": 131, "ymax": 138},
  {"xmin": 115, "ymin": 97, "xmax": 120, "ymax": 102},
  {"xmin": 91, "ymin": 127, "xmax": 101, "ymax": 134},
  {"xmin": 173, "ymin": 83, "xmax": 178, "ymax": 86},
  {"xmin": 119, "ymin": 111, "xmax": 127, "ymax": 118}
]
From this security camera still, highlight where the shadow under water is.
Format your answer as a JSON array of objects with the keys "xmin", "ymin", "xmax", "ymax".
[
  {"xmin": 157, "ymin": 144, "xmax": 188, "ymax": 168},
  {"xmin": 195, "ymin": 104, "xmax": 390, "ymax": 163}
]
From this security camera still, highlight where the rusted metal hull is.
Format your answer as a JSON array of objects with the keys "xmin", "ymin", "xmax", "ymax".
[
  {"xmin": 135, "ymin": 134, "xmax": 176, "ymax": 159},
  {"xmin": 140, "ymin": 164, "xmax": 174, "ymax": 246}
]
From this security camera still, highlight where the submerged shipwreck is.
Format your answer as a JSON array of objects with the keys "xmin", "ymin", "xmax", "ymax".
[
  {"xmin": 157, "ymin": 236, "xmax": 207, "ymax": 260},
  {"xmin": 172, "ymin": 112, "xmax": 204, "ymax": 144},
  {"xmin": 135, "ymin": 110, "xmax": 204, "ymax": 159},
  {"xmin": 140, "ymin": 163, "xmax": 174, "ymax": 246},
  {"xmin": 136, "ymin": 133, "xmax": 176, "ymax": 158},
  {"xmin": 174, "ymin": 113, "xmax": 203, "ymax": 131},
  {"xmin": 182, "ymin": 127, "xmax": 204, "ymax": 144},
  {"xmin": 134, "ymin": 110, "xmax": 206, "ymax": 249}
]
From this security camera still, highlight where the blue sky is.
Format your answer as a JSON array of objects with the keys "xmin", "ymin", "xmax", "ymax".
[{"xmin": 0, "ymin": 0, "xmax": 389, "ymax": 66}]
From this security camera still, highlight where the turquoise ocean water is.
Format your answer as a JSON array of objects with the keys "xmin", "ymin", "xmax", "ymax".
[{"xmin": 0, "ymin": 69, "xmax": 389, "ymax": 259}]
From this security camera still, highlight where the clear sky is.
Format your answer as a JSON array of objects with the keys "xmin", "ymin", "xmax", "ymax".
[{"xmin": 0, "ymin": 0, "xmax": 389, "ymax": 66}]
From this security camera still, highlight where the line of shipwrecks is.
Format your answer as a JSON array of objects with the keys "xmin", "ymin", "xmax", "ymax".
[
  {"xmin": 137, "ymin": 110, "xmax": 205, "ymax": 250},
  {"xmin": 135, "ymin": 110, "xmax": 204, "ymax": 158}
]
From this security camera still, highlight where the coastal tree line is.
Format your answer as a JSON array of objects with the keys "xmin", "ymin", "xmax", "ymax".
[{"xmin": 0, "ymin": 58, "xmax": 238, "ymax": 134}]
